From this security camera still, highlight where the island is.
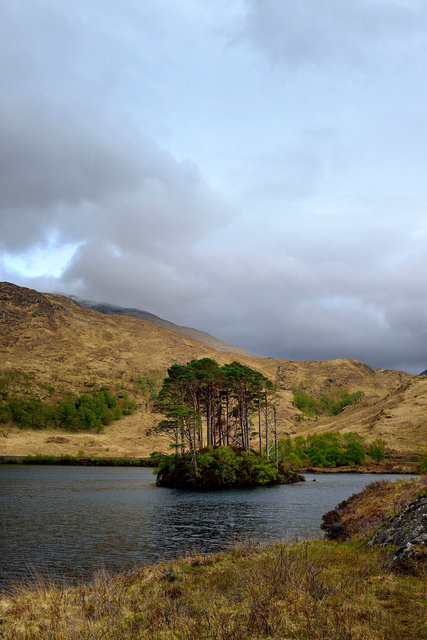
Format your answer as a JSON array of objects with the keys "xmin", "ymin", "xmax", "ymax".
[{"xmin": 155, "ymin": 445, "xmax": 305, "ymax": 489}]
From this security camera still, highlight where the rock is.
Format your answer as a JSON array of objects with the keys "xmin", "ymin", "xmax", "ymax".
[{"xmin": 368, "ymin": 495, "xmax": 427, "ymax": 564}]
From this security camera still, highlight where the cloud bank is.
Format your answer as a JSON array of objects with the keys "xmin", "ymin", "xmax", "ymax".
[{"xmin": 1, "ymin": 0, "xmax": 426, "ymax": 373}]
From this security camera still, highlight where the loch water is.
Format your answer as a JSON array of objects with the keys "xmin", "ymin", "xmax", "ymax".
[{"xmin": 0, "ymin": 465, "xmax": 407, "ymax": 589}]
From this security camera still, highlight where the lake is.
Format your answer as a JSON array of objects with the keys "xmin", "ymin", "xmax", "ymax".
[{"xmin": 0, "ymin": 465, "xmax": 407, "ymax": 589}]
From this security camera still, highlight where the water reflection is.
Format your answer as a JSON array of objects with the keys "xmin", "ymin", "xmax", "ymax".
[{"xmin": 0, "ymin": 465, "xmax": 406, "ymax": 588}]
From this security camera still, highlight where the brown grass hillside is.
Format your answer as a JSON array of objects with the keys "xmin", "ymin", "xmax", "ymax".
[
  {"xmin": 293, "ymin": 375, "xmax": 427, "ymax": 454},
  {"xmin": 0, "ymin": 282, "xmax": 425, "ymax": 456}
]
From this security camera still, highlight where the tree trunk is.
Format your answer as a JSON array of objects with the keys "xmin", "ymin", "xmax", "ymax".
[
  {"xmin": 265, "ymin": 391, "xmax": 269, "ymax": 459},
  {"xmin": 274, "ymin": 405, "xmax": 278, "ymax": 470},
  {"xmin": 226, "ymin": 394, "xmax": 230, "ymax": 446}
]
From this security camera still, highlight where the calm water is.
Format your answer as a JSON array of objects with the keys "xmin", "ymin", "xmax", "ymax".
[{"xmin": 0, "ymin": 466, "xmax": 406, "ymax": 589}]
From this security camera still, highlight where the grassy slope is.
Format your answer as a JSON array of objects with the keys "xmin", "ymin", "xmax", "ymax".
[
  {"xmin": 322, "ymin": 475, "xmax": 427, "ymax": 540},
  {"xmin": 293, "ymin": 376, "xmax": 427, "ymax": 455},
  {"xmin": 1, "ymin": 478, "xmax": 426, "ymax": 640},
  {"xmin": 1, "ymin": 282, "xmax": 426, "ymax": 457}
]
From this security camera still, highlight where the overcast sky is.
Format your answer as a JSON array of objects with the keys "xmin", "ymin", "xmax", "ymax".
[{"xmin": 1, "ymin": 0, "xmax": 426, "ymax": 373}]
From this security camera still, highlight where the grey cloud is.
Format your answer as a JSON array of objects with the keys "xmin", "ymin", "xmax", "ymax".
[
  {"xmin": 165, "ymin": 233, "xmax": 427, "ymax": 373},
  {"xmin": 0, "ymin": 99, "xmax": 141, "ymax": 211},
  {"xmin": 1, "ymin": 0, "xmax": 426, "ymax": 374},
  {"xmin": 241, "ymin": 0, "xmax": 427, "ymax": 65},
  {"xmin": 60, "ymin": 241, "xmax": 210, "ymax": 321},
  {"xmin": 0, "ymin": 91, "xmax": 227, "ymax": 253}
]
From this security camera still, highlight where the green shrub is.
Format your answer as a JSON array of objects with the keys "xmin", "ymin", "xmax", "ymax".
[
  {"xmin": 293, "ymin": 388, "xmax": 317, "ymax": 416},
  {"xmin": 147, "ymin": 451, "xmax": 166, "ymax": 467},
  {"xmin": 0, "ymin": 386, "xmax": 137, "ymax": 432},
  {"xmin": 345, "ymin": 441, "xmax": 366, "ymax": 465},
  {"xmin": 278, "ymin": 432, "xmax": 369, "ymax": 468},
  {"xmin": 292, "ymin": 386, "xmax": 364, "ymax": 417},
  {"xmin": 368, "ymin": 438, "xmax": 386, "ymax": 464}
]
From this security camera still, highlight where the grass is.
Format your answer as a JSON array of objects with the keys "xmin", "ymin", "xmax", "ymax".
[
  {"xmin": 1, "ymin": 539, "xmax": 425, "ymax": 640},
  {"xmin": 321, "ymin": 475, "xmax": 426, "ymax": 541}
]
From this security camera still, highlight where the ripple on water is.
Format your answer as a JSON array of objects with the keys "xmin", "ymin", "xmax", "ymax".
[{"xmin": 0, "ymin": 465, "xmax": 407, "ymax": 587}]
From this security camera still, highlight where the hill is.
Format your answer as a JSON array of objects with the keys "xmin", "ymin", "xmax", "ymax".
[
  {"xmin": 71, "ymin": 295, "xmax": 255, "ymax": 357},
  {"xmin": 0, "ymin": 282, "xmax": 425, "ymax": 458}
]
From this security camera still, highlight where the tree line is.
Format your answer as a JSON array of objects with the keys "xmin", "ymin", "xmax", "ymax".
[
  {"xmin": 277, "ymin": 432, "xmax": 386, "ymax": 467},
  {"xmin": 0, "ymin": 387, "xmax": 137, "ymax": 432}
]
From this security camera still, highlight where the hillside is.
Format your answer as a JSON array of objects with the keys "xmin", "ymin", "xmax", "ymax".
[
  {"xmin": 0, "ymin": 282, "xmax": 425, "ymax": 457},
  {"xmin": 71, "ymin": 296, "xmax": 255, "ymax": 357}
]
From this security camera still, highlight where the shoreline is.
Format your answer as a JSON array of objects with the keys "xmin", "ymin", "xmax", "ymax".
[
  {"xmin": 0, "ymin": 454, "xmax": 420, "ymax": 473},
  {"xmin": 301, "ymin": 463, "xmax": 419, "ymax": 474},
  {"xmin": 0, "ymin": 454, "xmax": 156, "ymax": 467}
]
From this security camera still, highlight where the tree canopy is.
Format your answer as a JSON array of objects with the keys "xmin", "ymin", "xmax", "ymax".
[{"xmin": 150, "ymin": 359, "xmax": 276, "ymax": 456}]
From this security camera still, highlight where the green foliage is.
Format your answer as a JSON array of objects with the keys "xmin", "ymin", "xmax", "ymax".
[
  {"xmin": 153, "ymin": 358, "xmax": 275, "ymax": 453},
  {"xmin": 213, "ymin": 446, "xmax": 240, "ymax": 484},
  {"xmin": 345, "ymin": 440, "xmax": 366, "ymax": 465},
  {"xmin": 277, "ymin": 431, "xmax": 369, "ymax": 468},
  {"xmin": 156, "ymin": 446, "xmax": 302, "ymax": 489},
  {"xmin": 292, "ymin": 385, "xmax": 364, "ymax": 417},
  {"xmin": 420, "ymin": 452, "xmax": 427, "ymax": 474},
  {"xmin": 147, "ymin": 451, "xmax": 166, "ymax": 467},
  {"xmin": 368, "ymin": 438, "xmax": 386, "ymax": 464},
  {"xmin": 133, "ymin": 373, "xmax": 164, "ymax": 400},
  {"xmin": 23, "ymin": 454, "xmax": 57, "ymax": 464},
  {"xmin": 0, "ymin": 386, "xmax": 137, "ymax": 432},
  {"xmin": 293, "ymin": 388, "xmax": 317, "ymax": 416}
]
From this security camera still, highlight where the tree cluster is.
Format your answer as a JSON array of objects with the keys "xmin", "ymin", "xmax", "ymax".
[
  {"xmin": 0, "ymin": 387, "xmax": 137, "ymax": 432},
  {"xmin": 150, "ymin": 359, "xmax": 277, "ymax": 457},
  {"xmin": 293, "ymin": 386, "xmax": 364, "ymax": 417},
  {"xmin": 278, "ymin": 432, "xmax": 386, "ymax": 468}
]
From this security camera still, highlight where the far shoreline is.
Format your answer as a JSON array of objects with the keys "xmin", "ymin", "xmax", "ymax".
[{"xmin": 0, "ymin": 454, "xmax": 420, "ymax": 474}]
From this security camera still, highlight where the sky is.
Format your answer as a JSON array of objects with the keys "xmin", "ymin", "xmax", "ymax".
[{"xmin": 1, "ymin": 0, "xmax": 427, "ymax": 373}]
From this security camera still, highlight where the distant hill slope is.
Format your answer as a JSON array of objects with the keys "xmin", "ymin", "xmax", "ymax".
[
  {"xmin": 70, "ymin": 296, "xmax": 256, "ymax": 357},
  {"xmin": 293, "ymin": 375, "xmax": 427, "ymax": 455},
  {"xmin": 0, "ymin": 281, "xmax": 425, "ymax": 457}
]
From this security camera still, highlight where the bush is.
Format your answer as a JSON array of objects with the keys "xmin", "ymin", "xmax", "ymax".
[
  {"xmin": 293, "ymin": 388, "xmax": 317, "ymax": 416},
  {"xmin": 368, "ymin": 438, "xmax": 386, "ymax": 464},
  {"xmin": 345, "ymin": 441, "xmax": 366, "ymax": 465}
]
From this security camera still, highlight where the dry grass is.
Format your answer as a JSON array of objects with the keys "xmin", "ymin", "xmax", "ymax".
[
  {"xmin": 1, "ymin": 539, "xmax": 425, "ymax": 640},
  {"xmin": 322, "ymin": 475, "xmax": 427, "ymax": 541}
]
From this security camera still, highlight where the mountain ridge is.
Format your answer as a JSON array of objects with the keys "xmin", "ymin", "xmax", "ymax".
[{"xmin": 69, "ymin": 295, "xmax": 256, "ymax": 357}]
